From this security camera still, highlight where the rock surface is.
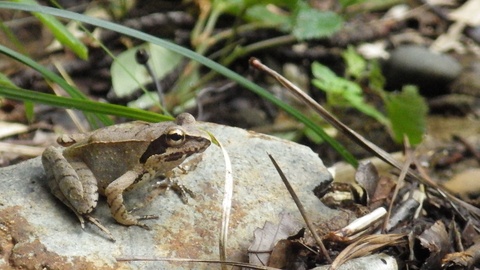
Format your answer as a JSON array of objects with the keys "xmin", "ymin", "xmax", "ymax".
[{"xmin": 0, "ymin": 122, "xmax": 334, "ymax": 269}]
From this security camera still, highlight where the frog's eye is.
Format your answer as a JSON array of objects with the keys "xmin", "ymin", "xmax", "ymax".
[{"xmin": 165, "ymin": 128, "xmax": 186, "ymax": 146}]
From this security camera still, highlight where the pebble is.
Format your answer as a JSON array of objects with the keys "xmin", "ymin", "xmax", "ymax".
[{"xmin": 383, "ymin": 45, "xmax": 462, "ymax": 96}]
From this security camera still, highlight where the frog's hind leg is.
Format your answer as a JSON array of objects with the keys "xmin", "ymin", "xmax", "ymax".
[
  {"xmin": 105, "ymin": 170, "xmax": 158, "ymax": 229},
  {"xmin": 42, "ymin": 147, "xmax": 99, "ymax": 225}
]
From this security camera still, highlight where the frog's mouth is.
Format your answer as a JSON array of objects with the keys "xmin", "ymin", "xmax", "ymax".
[
  {"xmin": 140, "ymin": 135, "xmax": 211, "ymax": 164},
  {"xmin": 165, "ymin": 138, "xmax": 210, "ymax": 161}
]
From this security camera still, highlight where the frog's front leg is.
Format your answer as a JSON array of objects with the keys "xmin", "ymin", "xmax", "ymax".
[
  {"xmin": 104, "ymin": 169, "xmax": 158, "ymax": 229},
  {"xmin": 42, "ymin": 146, "xmax": 99, "ymax": 225}
]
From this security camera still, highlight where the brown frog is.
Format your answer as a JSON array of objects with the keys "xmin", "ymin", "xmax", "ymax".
[{"xmin": 42, "ymin": 113, "xmax": 211, "ymax": 238}]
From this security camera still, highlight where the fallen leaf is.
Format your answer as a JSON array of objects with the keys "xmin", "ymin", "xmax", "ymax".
[{"xmin": 248, "ymin": 211, "xmax": 303, "ymax": 266}]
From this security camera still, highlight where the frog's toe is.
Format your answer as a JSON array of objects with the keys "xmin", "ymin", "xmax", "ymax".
[
  {"xmin": 156, "ymin": 179, "xmax": 195, "ymax": 204},
  {"xmin": 134, "ymin": 215, "xmax": 158, "ymax": 230},
  {"xmin": 137, "ymin": 214, "xmax": 159, "ymax": 220},
  {"xmin": 84, "ymin": 215, "xmax": 115, "ymax": 242},
  {"xmin": 135, "ymin": 222, "xmax": 152, "ymax": 230}
]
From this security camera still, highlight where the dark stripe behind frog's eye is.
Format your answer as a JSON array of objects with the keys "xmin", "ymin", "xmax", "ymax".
[{"xmin": 139, "ymin": 135, "xmax": 167, "ymax": 163}]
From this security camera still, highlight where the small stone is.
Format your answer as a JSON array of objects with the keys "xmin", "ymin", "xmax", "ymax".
[{"xmin": 383, "ymin": 45, "xmax": 462, "ymax": 96}]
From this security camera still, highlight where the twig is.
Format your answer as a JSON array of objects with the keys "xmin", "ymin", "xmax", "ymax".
[{"xmin": 268, "ymin": 154, "xmax": 332, "ymax": 263}]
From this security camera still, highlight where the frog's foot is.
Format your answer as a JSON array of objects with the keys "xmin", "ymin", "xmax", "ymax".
[
  {"xmin": 84, "ymin": 215, "xmax": 115, "ymax": 242},
  {"xmin": 137, "ymin": 214, "xmax": 159, "ymax": 220},
  {"xmin": 168, "ymin": 180, "xmax": 195, "ymax": 204},
  {"xmin": 72, "ymin": 211, "xmax": 86, "ymax": 228},
  {"xmin": 132, "ymin": 179, "xmax": 195, "ymax": 211},
  {"xmin": 154, "ymin": 178, "xmax": 195, "ymax": 204},
  {"xmin": 126, "ymin": 215, "xmax": 157, "ymax": 230}
]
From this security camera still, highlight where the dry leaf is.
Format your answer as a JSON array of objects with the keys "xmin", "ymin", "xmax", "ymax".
[
  {"xmin": 416, "ymin": 220, "xmax": 451, "ymax": 270},
  {"xmin": 354, "ymin": 161, "xmax": 379, "ymax": 203},
  {"xmin": 248, "ymin": 211, "xmax": 303, "ymax": 266}
]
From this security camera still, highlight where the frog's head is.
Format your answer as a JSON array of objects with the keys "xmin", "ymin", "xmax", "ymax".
[{"xmin": 139, "ymin": 113, "xmax": 211, "ymax": 173}]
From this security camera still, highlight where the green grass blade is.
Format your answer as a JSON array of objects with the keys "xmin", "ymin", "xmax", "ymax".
[
  {"xmin": 24, "ymin": 101, "xmax": 34, "ymax": 122},
  {"xmin": 0, "ymin": 85, "xmax": 171, "ymax": 122},
  {"xmin": 0, "ymin": 43, "xmax": 112, "ymax": 126},
  {"xmin": 11, "ymin": 0, "xmax": 88, "ymax": 59},
  {"xmin": 0, "ymin": 2, "xmax": 357, "ymax": 166}
]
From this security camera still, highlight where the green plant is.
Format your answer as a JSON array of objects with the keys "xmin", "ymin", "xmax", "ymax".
[
  {"xmin": 11, "ymin": 0, "xmax": 88, "ymax": 59},
  {"xmin": 111, "ymin": 0, "xmax": 346, "ymax": 111},
  {"xmin": 172, "ymin": 0, "xmax": 344, "ymax": 98},
  {"xmin": 312, "ymin": 46, "xmax": 428, "ymax": 145}
]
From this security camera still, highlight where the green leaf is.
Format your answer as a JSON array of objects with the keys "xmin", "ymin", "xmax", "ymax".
[
  {"xmin": 385, "ymin": 85, "xmax": 428, "ymax": 145},
  {"xmin": 24, "ymin": 101, "xmax": 34, "ymax": 123},
  {"xmin": 292, "ymin": 2, "xmax": 343, "ymax": 40},
  {"xmin": 219, "ymin": 0, "xmax": 297, "ymax": 15},
  {"xmin": 111, "ymin": 43, "xmax": 183, "ymax": 98},
  {"xmin": 312, "ymin": 61, "xmax": 388, "ymax": 125},
  {"xmin": 244, "ymin": 5, "xmax": 290, "ymax": 26},
  {"xmin": 368, "ymin": 60, "xmax": 386, "ymax": 95},
  {"xmin": 340, "ymin": 0, "xmax": 368, "ymax": 8},
  {"xmin": 311, "ymin": 61, "xmax": 338, "ymax": 81},
  {"xmin": 312, "ymin": 61, "xmax": 362, "ymax": 107},
  {"xmin": 12, "ymin": 0, "xmax": 88, "ymax": 60},
  {"xmin": 342, "ymin": 46, "xmax": 366, "ymax": 79}
]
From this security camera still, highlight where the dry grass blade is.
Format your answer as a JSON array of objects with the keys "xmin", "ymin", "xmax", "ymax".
[
  {"xmin": 443, "ymin": 241, "xmax": 480, "ymax": 269},
  {"xmin": 268, "ymin": 154, "xmax": 332, "ymax": 263},
  {"xmin": 0, "ymin": 142, "xmax": 44, "ymax": 156},
  {"xmin": 216, "ymin": 136, "xmax": 234, "ymax": 269},
  {"xmin": 0, "ymin": 122, "xmax": 29, "ymax": 139},
  {"xmin": 116, "ymin": 257, "xmax": 280, "ymax": 269},
  {"xmin": 249, "ymin": 57, "xmax": 480, "ymax": 231},
  {"xmin": 330, "ymin": 234, "xmax": 407, "ymax": 270},
  {"xmin": 51, "ymin": 60, "xmax": 87, "ymax": 133},
  {"xmin": 383, "ymin": 136, "xmax": 414, "ymax": 232}
]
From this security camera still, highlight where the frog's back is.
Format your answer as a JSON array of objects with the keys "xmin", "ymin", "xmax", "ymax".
[
  {"xmin": 87, "ymin": 121, "xmax": 170, "ymax": 143},
  {"xmin": 69, "ymin": 140, "xmax": 150, "ymax": 192}
]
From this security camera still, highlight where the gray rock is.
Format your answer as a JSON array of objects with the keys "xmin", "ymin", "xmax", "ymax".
[
  {"xmin": 383, "ymin": 45, "xmax": 462, "ymax": 96},
  {"xmin": 0, "ymin": 122, "xmax": 334, "ymax": 269}
]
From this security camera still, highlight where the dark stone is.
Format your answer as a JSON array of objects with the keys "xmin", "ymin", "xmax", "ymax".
[{"xmin": 383, "ymin": 45, "xmax": 462, "ymax": 96}]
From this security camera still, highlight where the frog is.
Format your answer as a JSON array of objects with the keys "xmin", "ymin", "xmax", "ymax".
[{"xmin": 42, "ymin": 113, "xmax": 211, "ymax": 239}]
